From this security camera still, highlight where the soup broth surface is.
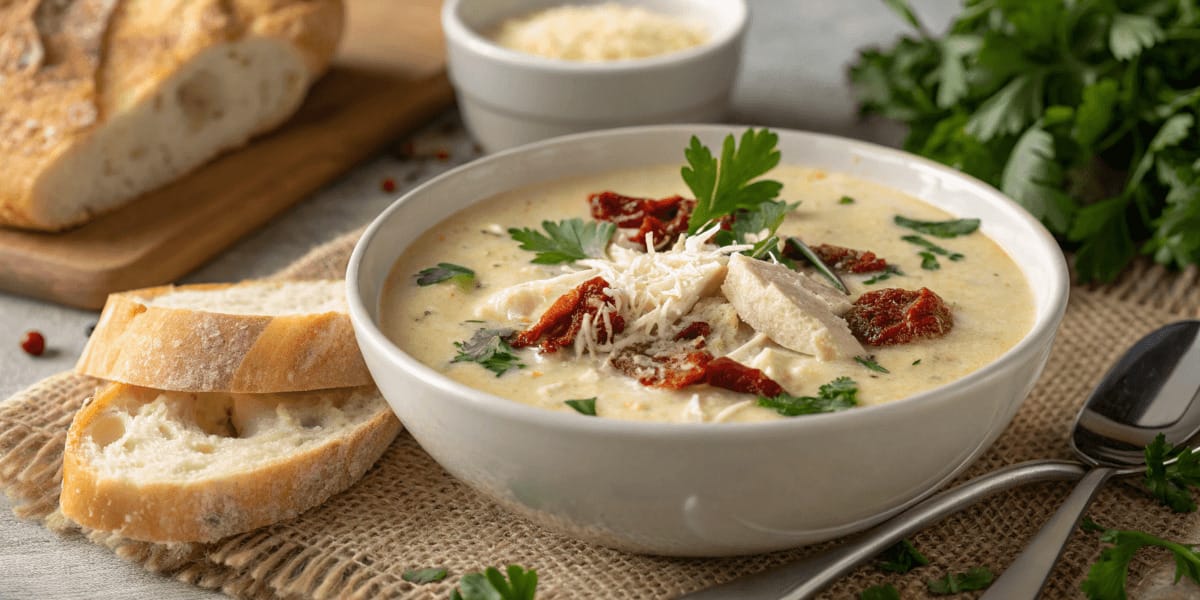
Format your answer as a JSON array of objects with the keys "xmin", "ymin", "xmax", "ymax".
[{"xmin": 381, "ymin": 165, "xmax": 1034, "ymax": 423}]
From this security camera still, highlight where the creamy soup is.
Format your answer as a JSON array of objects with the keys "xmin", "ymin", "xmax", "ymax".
[{"xmin": 381, "ymin": 165, "xmax": 1034, "ymax": 423}]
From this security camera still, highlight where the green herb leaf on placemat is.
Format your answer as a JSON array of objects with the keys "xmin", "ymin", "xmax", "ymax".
[
  {"xmin": 1144, "ymin": 433, "xmax": 1200, "ymax": 512},
  {"xmin": 451, "ymin": 565, "xmax": 538, "ymax": 600},
  {"xmin": 860, "ymin": 583, "xmax": 901, "ymax": 600},
  {"xmin": 927, "ymin": 567, "xmax": 994, "ymax": 595},
  {"xmin": 877, "ymin": 539, "xmax": 929, "ymax": 574},
  {"xmin": 1081, "ymin": 522, "xmax": 1200, "ymax": 600},
  {"xmin": 402, "ymin": 567, "xmax": 447, "ymax": 584}
]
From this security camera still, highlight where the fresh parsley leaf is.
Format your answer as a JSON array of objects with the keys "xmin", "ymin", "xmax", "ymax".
[
  {"xmin": 1001, "ymin": 125, "xmax": 1076, "ymax": 233},
  {"xmin": 713, "ymin": 200, "xmax": 795, "ymax": 258},
  {"xmin": 451, "ymin": 565, "xmax": 538, "ymax": 600},
  {"xmin": 1081, "ymin": 525, "xmax": 1200, "ymax": 600},
  {"xmin": 927, "ymin": 567, "xmax": 994, "ymax": 595},
  {"xmin": 508, "ymin": 219, "xmax": 615, "ymax": 264},
  {"xmin": 964, "ymin": 74, "xmax": 1044, "ymax": 141},
  {"xmin": 902, "ymin": 235, "xmax": 964, "ymax": 261},
  {"xmin": 416, "ymin": 263, "xmax": 475, "ymax": 287},
  {"xmin": 877, "ymin": 539, "xmax": 929, "ymax": 574},
  {"xmin": 758, "ymin": 377, "xmax": 858, "ymax": 417},
  {"xmin": 912, "ymin": 359, "xmax": 922, "ymax": 366},
  {"xmin": 564, "ymin": 398, "xmax": 597, "ymax": 416},
  {"xmin": 856, "ymin": 355, "xmax": 891, "ymax": 374},
  {"xmin": 839, "ymin": 195, "xmax": 856, "ymax": 205},
  {"xmin": 783, "ymin": 238, "xmax": 849, "ymax": 294},
  {"xmin": 893, "ymin": 215, "xmax": 980, "ymax": 238},
  {"xmin": 860, "ymin": 583, "xmax": 901, "ymax": 600},
  {"xmin": 1073, "ymin": 80, "xmax": 1119, "ymax": 151},
  {"xmin": 1144, "ymin": 433, "xmax": 1200, "ymax": 513},
  {"xmin": 453, "ymin": 328, "xmax": 525, "ymax": 377},
  {"xmin": 402, "ymin": 567, "xmax": 448, "ymax": 584},
  {"xmin": 919, "ymin": 251, "xmax": 941, "ymax": 270},
  {"xmin": 1109, "ymin": 13, "xmax": 1164, "ymax": 61},
  {"xmin": 683, "ymin": 129, "xmax": 783, "ymax": 234}
]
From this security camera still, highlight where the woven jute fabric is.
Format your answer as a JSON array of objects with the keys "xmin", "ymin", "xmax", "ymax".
[{"xmin": 4, "ymin": 228, "xmax": 1200, "ymax": 600}]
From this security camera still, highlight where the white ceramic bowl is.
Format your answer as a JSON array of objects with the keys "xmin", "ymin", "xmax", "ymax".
[
  {"xmin": 442, "ymin": 0, "xmax": 747, "ymax": 152},
  {"xmin": 347, "ymin": 125, "xmax": 1069, "ymax": 557}
]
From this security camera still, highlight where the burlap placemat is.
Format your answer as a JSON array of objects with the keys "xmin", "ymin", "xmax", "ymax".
[{"xmin": 3, "ymin": 229, "xmax": 1200, "ymax": 600}]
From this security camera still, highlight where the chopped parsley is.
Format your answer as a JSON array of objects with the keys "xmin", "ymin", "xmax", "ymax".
[
  {"xmin": 1144, "ymin": 433, "xmax": 1200, "ymax": 512},
  {"xmin": 912, "ymin": 359, "xmax": 922, "ymax": 366},
  {"xmin": 894, "ymin": 216, "xmax": 981, "ymax": 239},
  {"xmin": 415, "ymin": 263, "xmax": 475, "ymax": 287},
  {"xmin": 452, "ymin": 328, "xmax": 525, "ymax": 377},
  {"xmin": 863, "ymin": 265, "xmax": 903, "ymax": 285},
  {"xmin": 508, "ymin": 219, "xmax": 615, "ymax": 264},
  {"xmin": 878, "ymin": 539, "xmax": 929, "ymax": 574},
  {"xmin": 839, "ymin": 195, "xmax": 857, "ymax": 205},
  {"xmin": 783, "ymin": 237, "xmax": 849, "ymax": 294},
  {"xmin": 682, "ymin": 128, "xmax": 783, "ymax": 235},
  {"xmin": 919, "ymin": 251, "xmax": 941, "ymax": 271},
  {"xmin": 758, "ymin": 377, "xmax": 858, "ymax": 417},
  {"xmin": 902, "ymin": 235, "xmax": 964, "ymax": 261},
  {"xmin": 856, "ymin": 355, "xmax": 891, "ymax": 374},
  {"xmin": 860, "ymin": 584, "xmax": 900, "ymax": 600},
  {"xmin": 402, "ymin": 567, "xmax": 448, "ymax": 584},
  {"xmin": 927, "ymin": 567, "xmax": 994, "ymax": 595},
  {"xmin": 1081, "ymin": 520, "xmax": 1200, "ymax": 600},
  {"xmin": 451, "ymin": 565, "xmax": 538, "ymax": 600},
  {"xmin": 563, "ymin": 398, "xmax": 597, "ymax": 416}
]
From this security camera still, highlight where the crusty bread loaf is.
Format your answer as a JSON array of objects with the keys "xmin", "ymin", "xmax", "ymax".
[
  {"xmin": 76, "ymin": 280, "xmax": 372, "ymax": 393},
  {"xmin": 0, "ymin": 0, "xmax": 343, "ymax": 230},
  {"xmin": 60, "ymin": 382, "xmax": 400, "ymax": 543}
]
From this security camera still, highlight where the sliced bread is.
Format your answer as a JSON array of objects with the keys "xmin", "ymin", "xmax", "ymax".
[
  {"xmin": 76, "ymin": 280, "xmax": 371, "ymax": 393},
  {"xmin": 60, "ymin": 382, "xmax": 400, "ymax": 543}
]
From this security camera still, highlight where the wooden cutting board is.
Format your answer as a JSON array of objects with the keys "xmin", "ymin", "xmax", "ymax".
[{"xmin": 0, "ymin": 0, "xmax": 453, "ymax": 310}]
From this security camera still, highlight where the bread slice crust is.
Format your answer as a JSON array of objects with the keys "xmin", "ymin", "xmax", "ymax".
[
  {"xmin": 76, "ymin": 280, "xmax": 372, "ymax": 393},
  {"xmin": 60, "ymin": 382, "xmax": 401, "ymax": 543}
]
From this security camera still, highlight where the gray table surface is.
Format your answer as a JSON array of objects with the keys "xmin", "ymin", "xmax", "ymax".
[{"xmin": 0, "ymin": 2, "xmax": 956, "ymax": 598}]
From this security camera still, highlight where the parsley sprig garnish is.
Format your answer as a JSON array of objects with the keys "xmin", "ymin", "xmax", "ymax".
[
  {"xmin": 1081, "ymin": 519, "xmax": 1200, "ymax": 600},
  {"xmin": 509, "ymin": 219, "xmax": 615, "ymax": 264},
  {"xmin": 451, "ymin": 565, "xmax": 538, "ymax": 600},
  {"xmin": 452, "ymin": 328, "xmax": 525, "ymax": 377},
  {"xmin": 758, "ymin": 377, "xmax": 858, "ymax": 417},
  {"xmin": 1144, "ymin": 433, "xmax": 1200, "ymax": 512},
  {"xmin": 852, "ymin": 1, "xmax": 1200, "ymax": 281},
  {"xmin": 682, "ymin": 129, "xmax": 783, "ymax": 235},
  {"xmin": 416, "ymin": 263, "xmax": 475, "ymax": 287}
]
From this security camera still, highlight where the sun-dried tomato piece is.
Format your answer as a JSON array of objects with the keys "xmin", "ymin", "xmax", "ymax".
[
  {"xmin": 674, "ymin": 321, "xmax": 711, "ymax": 341},
  {"xmin": 510, "ymin": 277, "xmax": 625, "ymax": 353},
  {"xmin": 704, "ymin": 357, "xmax": 783, "ymax": 397},
  {"xmin": 784, "ymin": 242, "xmax": 889, "ymax": 273},
  {"xmin": 610, "ymin": 343, "xmax": 712, "ymax": 389},
  {"xmin": 845, "ymin": 287, "xmax": 953, "ymax": 346},
  {"xmin": 588, "ymin": 192, "xmax": 696, "ymax": 250}
]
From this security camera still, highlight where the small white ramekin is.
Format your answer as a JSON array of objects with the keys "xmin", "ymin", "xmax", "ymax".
[{"xmin": 442, "ymin": 0, "xmax": 748, "ymax": 152}]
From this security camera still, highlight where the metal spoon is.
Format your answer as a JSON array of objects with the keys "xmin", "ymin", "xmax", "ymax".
[
  {"xmin": 680, "ymin": 320, "xmax": 1200, "ymax": 600},
  {"xmin": 983, "ymin": 319, "xmax": 1200, "ymax": 598}
]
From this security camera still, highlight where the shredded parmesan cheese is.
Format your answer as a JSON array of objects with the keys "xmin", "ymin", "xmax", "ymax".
[{"xmin": 491, "ymin": 3, "xmax": 708, "ymax": 62}]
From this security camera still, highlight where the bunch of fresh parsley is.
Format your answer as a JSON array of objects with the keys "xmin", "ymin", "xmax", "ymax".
[{"xmin": 851, "ymin": 0, "xmax": 1200, "ymax": 282}]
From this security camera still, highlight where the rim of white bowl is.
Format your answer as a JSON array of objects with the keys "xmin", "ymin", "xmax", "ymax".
[
  {"xmin": 347, "ymin": 124, "xmax": 1070, "ymax": 440},
  {"xmin": 441, "ymin": 0, "xmax": 749, "ymax": 73}
]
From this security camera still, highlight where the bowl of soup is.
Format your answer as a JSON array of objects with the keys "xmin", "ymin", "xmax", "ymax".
[{"xmin": 346, "ymin": 125, "xmax": 1069, "ymax": 556}]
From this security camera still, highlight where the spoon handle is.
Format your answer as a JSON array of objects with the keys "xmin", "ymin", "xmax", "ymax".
[
  {"xmin": 981, "ymin": 467, "xmax": 1115, "ymax": 599},
  {"xmin": 677, "ymin": 460, "xmax": 1085, "ymax": 600}
]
